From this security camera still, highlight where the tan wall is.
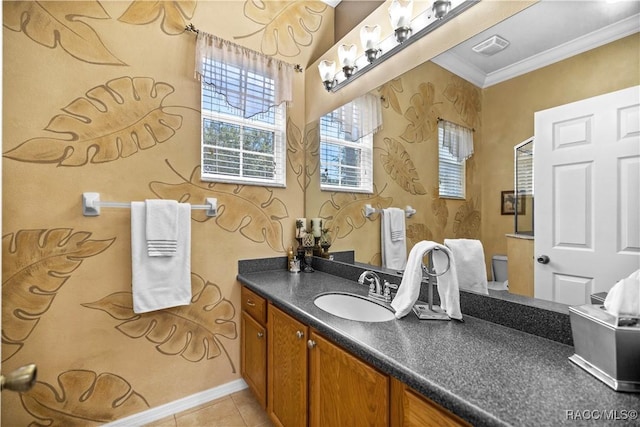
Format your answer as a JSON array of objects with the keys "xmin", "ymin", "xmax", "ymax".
[
  {"xmin": 1, "ymin": 1, "xmax": 333, "ymax": 424},
  {"xmin": 479, "ymin": 33, "xmax": 640, "ymax": 276},
  {"xmin": 305, "ymin": 61, "xmax": 483, "ymax": 266}
]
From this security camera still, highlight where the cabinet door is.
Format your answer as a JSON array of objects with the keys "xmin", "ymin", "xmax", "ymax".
[
  {"xmin": 268, "ymin": 305, "xmax": 308, "ymax": 427},
  {"xmin": 308, "ymin": 331, "xmax": 389, "ymax": 427},
  {"xmin": 390, "ymin": 378, "xmax": 470, "ymax": 427},
  {"xmin": 241, "ymin": 311, "xmax": 267, "ymax": 409}
]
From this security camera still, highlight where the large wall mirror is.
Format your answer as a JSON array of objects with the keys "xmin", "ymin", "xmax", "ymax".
[{"xmin": 303, "ymin": 1, "xmax": 640, "ymax": 308}]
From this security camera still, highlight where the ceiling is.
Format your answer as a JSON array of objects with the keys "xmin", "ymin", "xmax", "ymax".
[{"xmin": 431, "ymin": 0, "xmax": 640, "ymax": 88}]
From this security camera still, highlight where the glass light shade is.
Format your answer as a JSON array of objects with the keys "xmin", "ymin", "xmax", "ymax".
[
  {"xmin": 338, "ymin": 44, "xmax": 358, "ymax": 67},
  {"xmin": 318, "ymin": 60, "xmax": 336, "ymax": 82},
  {"xmin": 389, "ymin": 0, "xmax": 413, "ymax": 29},
  {"xmin": 360, "ymin": 25, "xmax": 381, "ymax": 51}
]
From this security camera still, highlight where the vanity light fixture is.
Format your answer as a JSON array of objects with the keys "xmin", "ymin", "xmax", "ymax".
[
  {"xmin": 318, "ymin": 0, "xmax": 479, "ymax": 93},
  {"xmin": 318, "ymin": 60, "xmax": 337, "ymax": 91},
  {"xmin": 432, "ymin": 0, "xmax": 452, "ymax": 19},
  {"xmin": 389, "ymin": 0, "xmax": 414, "ymax": 43},
  {"xmin": 360, "ymin": 25, "xmax": 382, "ymax": 63},
  {"xmin": 338, "ymin": 44, "xmax": 358, "ymax": 78}
]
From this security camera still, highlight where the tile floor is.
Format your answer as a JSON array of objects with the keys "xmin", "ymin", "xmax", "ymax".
[{"xmin": 144, "ymin": 389, "xmax": 273, "ymax": 427}]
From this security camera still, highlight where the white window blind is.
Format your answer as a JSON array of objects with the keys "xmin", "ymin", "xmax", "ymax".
[
  {"xmin": 200, "ymin": 58, "xmax": 286, "ymax": 187},
  {"xmin": 320, "ymin": 108, "xmax": 373, "ymax": 193},
  {"xmin": 515, "ymin": 139, "xmax": 534, "ymax": 196},
  {"xmin": 438, "ymin": 125, "xmax": 466, "ymax": 199}
]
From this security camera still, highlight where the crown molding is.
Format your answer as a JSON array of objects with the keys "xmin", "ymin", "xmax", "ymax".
[
  {"xmin": 322, "ymin": 0, "xmax": 342, "ymax": 7},
  {"xmin": 433, "ymin": 13, "xmax": 640, "ymax": 89}
]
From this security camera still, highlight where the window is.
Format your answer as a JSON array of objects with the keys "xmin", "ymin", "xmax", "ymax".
[
  {"xmin": 319, "ymin": 108, "xmax": 373, "ymax": 193},
  {"xmin": 200, "ymin": 59, "xmax": 286, "ymax": 187},
  {"xmin": 438, "ymin": 126, "xmax": 466, "ymax": 199},
  {"xmin": 515, "ymin": 138, "xmax": 534, "ymax": 196}
]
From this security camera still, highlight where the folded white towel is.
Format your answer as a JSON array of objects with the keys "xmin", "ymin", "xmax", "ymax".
[
  {"xmin": 389, "ymin": 208, "xmax": 405, "ymax": 242},
  {"xmin": 604, "ymin": 269, "xmax": 640, "ymax": 318},
  {"xmin": 132, "ymin": 201, "xmax": 192, "ymax": 313},
  {"xmin": 444, "ymin": 238, "xmax": 488, "ymax": 295},
  {"xmin": 146, "ymin": 199, "xmax": 179, "ymax": 257},
  {"xmin": 391, "ymin": 241, "xmax": 461, "ymax": 320},
  {"xmin": 381, "ymin": 208, "xmax": 407, "ymax": 270}
]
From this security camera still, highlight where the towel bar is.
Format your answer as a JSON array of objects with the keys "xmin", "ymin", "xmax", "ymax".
[
  {"xmin": 413, "ymin": 247, "xmax": 452, "ymax": 321},
  {"xmin": 82, "ymin": 192, "xmax": 217, "ymax": 217},
  {"xmin": 364, "ymin": 204, "xmax": 416, "ymax": 218}
]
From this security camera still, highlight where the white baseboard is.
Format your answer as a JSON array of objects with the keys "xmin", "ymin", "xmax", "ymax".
[{"xmin": 103, "ymin": 378, "xmax": 248, "ymax": 426}]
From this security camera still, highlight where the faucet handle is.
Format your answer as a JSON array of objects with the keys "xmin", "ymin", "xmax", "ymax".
[
  {"xmin": 383, "ymin": 280, "xmax": 398, "ymax": 298},
  {"xmin": 383, "ymin": 280, "xmax": 398, "ymax": 290}
]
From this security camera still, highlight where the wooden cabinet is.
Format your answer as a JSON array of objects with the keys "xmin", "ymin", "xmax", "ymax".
[
  {"xmin": 240, "ymin": 287, "xmax": 267, "ymax": 409},
  {"xmin": 390, "ymin": 378, "xmax": 470, "ymax": 427},
  {"xmin": 268, "ymin": 304, "xmax": 308, "ymax": 427},
  {"xmin": 506, "ymin": 235, "xmax": 534, "ymax": 297},
  {"xmin": 241, "ymin": 286, "xmax": 470, "ymax": 426},
  {"xmin": 308, "ymin": 331, "xmax": 389, "ymax": 427}
]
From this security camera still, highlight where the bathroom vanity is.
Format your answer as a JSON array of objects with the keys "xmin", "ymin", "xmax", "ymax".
[{"xmin": 237, "ymin": 257, "xmax": 640, "ymax": 426}]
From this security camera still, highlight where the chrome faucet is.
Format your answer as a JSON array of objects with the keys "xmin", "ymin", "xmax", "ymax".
[
  {"xmin": 358, "ymin": 271, "xmax": 397, "ymax": 303},
  {"xmin": 358, "ymin": 270, "xmax": 382, "ymax": 295}
]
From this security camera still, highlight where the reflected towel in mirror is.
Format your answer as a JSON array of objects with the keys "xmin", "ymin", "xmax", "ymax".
[
  {"xmin": 381, "ymin": 208, "xmax": 406, "ymax": 270},
  {"xmin": 444, "ymin": 238, "xmax": 488, "ymax": 295}
]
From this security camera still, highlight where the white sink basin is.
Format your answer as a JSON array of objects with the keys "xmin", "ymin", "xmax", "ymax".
[{"xmin": 313, "ymin": 292, "xmax": 396, "ymax": 322}]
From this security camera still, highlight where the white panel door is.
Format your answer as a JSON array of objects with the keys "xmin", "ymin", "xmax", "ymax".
[{"xmin": 534, "ymin": 85, "xmax": 640, "ymax": 305}]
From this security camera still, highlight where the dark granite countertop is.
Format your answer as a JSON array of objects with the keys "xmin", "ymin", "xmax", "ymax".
[{"xmin": 237, "ymin": 259, "xmax": 640, "ymax": 427}]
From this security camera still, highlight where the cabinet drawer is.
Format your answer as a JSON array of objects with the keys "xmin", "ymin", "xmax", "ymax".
[
  {"xmin": 241, "ymin": 286, "xmax": 267, "ymax": 325},
  {"xmin": 391, "ymin": 377, "xmax": 470, "ymax": 427}
]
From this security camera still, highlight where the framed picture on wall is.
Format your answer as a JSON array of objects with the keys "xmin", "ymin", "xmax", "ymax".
[{"xmin": 501, "ymin": 191, "xmax": 525, "ymax": 215}]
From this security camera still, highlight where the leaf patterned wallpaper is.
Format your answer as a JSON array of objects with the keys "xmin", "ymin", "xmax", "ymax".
[
  {"xmin": 2, "ymin": 1, "xmax": 332, "ymax": 424},
  {"xmin": 306, "ymin": 61, "xmax": 483, "ymax": 265}
]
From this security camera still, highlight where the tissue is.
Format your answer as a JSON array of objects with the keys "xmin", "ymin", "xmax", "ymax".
[{"xmin": 603, "ymin": 269, "xmax": 640, "ymax": 318}]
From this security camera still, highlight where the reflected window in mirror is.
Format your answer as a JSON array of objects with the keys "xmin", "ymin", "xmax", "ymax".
[
  {"xmin": 200, "ymin": 60, "xmax": 286, "ymax": 187},
  {"xmin": 438, "ymin": 119, "xmax": 474, "ymax": 199},
  {"xmin": 514, "ymin": 138, "xmax": 534, "ymax": 235},
  {"xmin": 438, "ymin": 126, "xmax": 466, "ymax": 199},
  {"xmin": 319, "ymin": 108, "xmax": 373, "ymax": 193}
]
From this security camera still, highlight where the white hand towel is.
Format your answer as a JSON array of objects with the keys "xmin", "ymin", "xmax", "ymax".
[
  {"xmin": 389, "ymin": 208, "xmax": 405, "ymax": 242},
  {"xmin": 444, "ymin": 238, "xmax": 489, "ymax": 295},
  {"xmin": 604, "ymin": 269, "xmax": 640, "ymax": 318},
  {"xmin": 132, "ymin": 201, "xmax": 192, "ymax": 313},
  {"xmin": 392, "ymin": 241, "xmax": 435, "ymax": 318},
  {"xmin": 391, "ymin": 241, "xmax": 462, "ymax": 320},
  {"xmin": 146, "ymin": 199, "xmax": 178, "ymax": 257},
  {"xmin": 381, "ymin": 208, "xmax": 407, "ymax": 270}
]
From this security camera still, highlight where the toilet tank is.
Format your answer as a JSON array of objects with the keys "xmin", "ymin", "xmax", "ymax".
[{"xmin": 492, "ymin": 255, "xmax": 508, "ymax": 282}]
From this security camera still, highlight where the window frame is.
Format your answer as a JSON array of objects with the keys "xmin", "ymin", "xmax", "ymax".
[
  {"xmin": 438, "ymin": 128, "xmax": 466, "ymax": 200},
  {"xmin": 199, "ymin": 62, "xmax": 287, "ymax": 187},
  {"xmin": 319, "ymin": 113, "xmax": 374, "ymax": 194}
]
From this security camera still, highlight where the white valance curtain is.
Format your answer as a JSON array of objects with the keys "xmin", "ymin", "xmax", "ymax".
[
  {"xmin": 439, "ymin": 119, "xmax": 474, "ymax": 162},
  {"xmin": 335, "ymin": 93, "xmax": 383, "ymax": 141},
  {"xmin": 194, "ymin": 31, "xmax": 294, "ymax": 118}
]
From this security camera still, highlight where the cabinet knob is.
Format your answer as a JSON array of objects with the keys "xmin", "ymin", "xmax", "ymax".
[
  {"xmin": 257, "ymin": 332, "xmax": 264, "ymax": 338},
  {"xmin": 296, "ymin": 330, "xmax": 304, "ymax": 340},
  {"xmin": 246, "ymin": 299, "xmax": 256, "ymax": 307},
  {"xmin": 307, "ymin": 339, "xmax": 316, "ymax": 349}
]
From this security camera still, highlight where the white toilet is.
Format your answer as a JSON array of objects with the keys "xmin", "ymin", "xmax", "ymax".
[{"xmin": 488, "ymin": 255, "xmax": 508, "ymax": 291}]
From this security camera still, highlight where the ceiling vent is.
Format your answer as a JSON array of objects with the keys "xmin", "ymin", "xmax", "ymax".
[{"xmin": 472, "ymin": 35, "xmax": 510, "ymax": 56}]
